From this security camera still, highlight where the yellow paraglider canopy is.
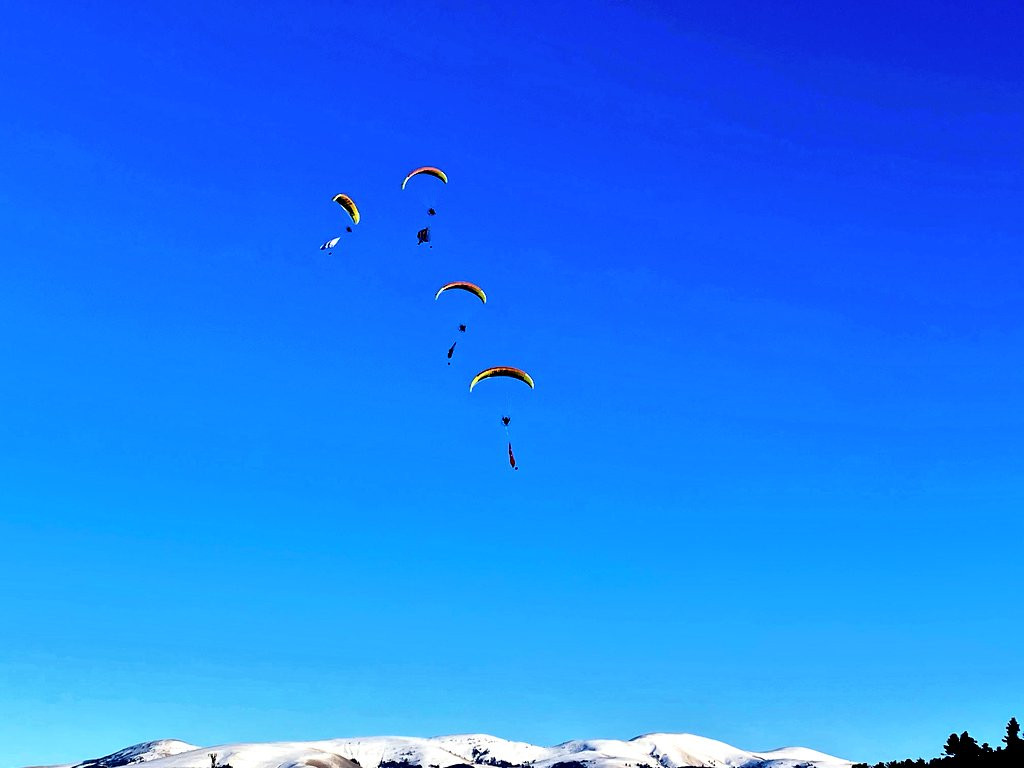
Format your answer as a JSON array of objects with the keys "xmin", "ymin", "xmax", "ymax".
[
  {"xmin": 469, "ymin": 366, "xmax": 534, "ymax": 392},
  {"xmin": 332, "ymin": 193, "xmax": 360, "ymax": 224},
  {"xmin": 435, "ymin": 281, "xmax": 487, "ymax": 304},
  {"xmin": 402, "ymin": 166, "xmax": 448, "ymax": 190}
]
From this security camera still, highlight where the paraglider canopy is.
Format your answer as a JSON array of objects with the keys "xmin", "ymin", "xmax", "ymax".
[
  {"xmin": 469, "ymin": 366, "xmax": 535, "ymax": 392},
  {"xmin": 434, "ymin": 281, "xmax": 487, "ymax": 304},
  {"xmin": 332, "ymin": 193, "xmax": 360, "ymax": 225},
  {"xmin": 401, "ymin": 166, "xmax": 448, "ymax": 190},
  {"xmin": 320, "ymin": 237, "xmax": 341, "ymax": 251}
]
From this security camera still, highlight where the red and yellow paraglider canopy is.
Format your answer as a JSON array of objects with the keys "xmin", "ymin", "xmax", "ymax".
[
  {"xmin": 469, "ymin": 366, "xmax": 534, "ymax": 392},
  {"xmin": 402, "ymin": 166, "xmax": 448, "ymax": 190},
  {"xmin": 435, "ymin": 281, "xmax": 487, "ymax": 304},
  {"xmin": 332, "ymin": 193, "xmax": 360, "ymax": 224}
]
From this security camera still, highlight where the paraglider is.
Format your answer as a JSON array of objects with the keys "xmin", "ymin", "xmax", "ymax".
[
  {"xmin": 447, "ymin": 341, "xmax": 457, "ymax": 364},
  {"xmin": 321, "ymin": 196, "xmax": 356, "ymax": 255},
  {"xmin": 470, "ymin": 368, "xmax": 533, "ymax": 470},
  {"xmin": 405, "ymin": 168, "xmax": 446, "ymax": 240},
  {"xmin": 332, "ymin": 193, "xmax": 360, "ymax": 225},
  {"xmin": 401, "ymin": 166, "xmax": 448, "ymax": 190},
  {"xmin": 436, "ymin": 284, "xmax": 485, "ymax": 363}
]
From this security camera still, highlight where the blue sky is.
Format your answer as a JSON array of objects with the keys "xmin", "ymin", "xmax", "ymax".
[{"xmin": 1, "ymin": 1, "xmax": 1022, "ymax": 765}]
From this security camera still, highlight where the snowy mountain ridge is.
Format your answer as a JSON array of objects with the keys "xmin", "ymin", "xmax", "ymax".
[{"xmin": 30, "ymin": 733, "xmax": 852, "ymax": 768}]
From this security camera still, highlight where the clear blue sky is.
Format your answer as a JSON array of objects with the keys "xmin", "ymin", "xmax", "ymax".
[{"xmin": 1, "ymin": 1, "xmax": 1022, "ymax": 766}]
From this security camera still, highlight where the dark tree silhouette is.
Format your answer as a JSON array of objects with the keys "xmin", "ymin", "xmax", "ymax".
[
  {"xmin": 853, "ymin": 716, "xmax": 1020, "ymax": 768},
  {"xmin": 959, "ymin": 732, "xmax": 982, "ymax": 761},
  {"xmin": 1004, "ymin": 717, "xmax": 1021, "ymax": 753},
  {"xmin": 945, "ymin": 733, "xmax": 962, "ymax": 758}
]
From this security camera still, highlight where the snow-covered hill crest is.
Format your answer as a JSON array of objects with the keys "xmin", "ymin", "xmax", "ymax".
[
  {"xmin": 73, "ymin": 741, "xmax": 201, "ymax": 768},
  {"xmin": 30, "ymin": 733, "xmax": 852, "ymax": 768}
]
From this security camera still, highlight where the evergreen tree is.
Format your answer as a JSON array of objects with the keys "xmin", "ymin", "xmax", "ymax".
[
  {"xmin": 958, "ymin": 732, "xmax": 982, "ymax": 763},
  {"xmin": 1004, "ymin": 717, "xmax": 1021, "ymax": 753},
  {"xmin": 945, "ymin": 733, "xmax": 962, "ymax": 758},
  {"xmin": 862, "ymin": 716, "xmax": 1021, "ymax": 768}
]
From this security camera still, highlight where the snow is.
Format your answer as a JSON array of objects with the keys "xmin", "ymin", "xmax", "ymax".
[
  {"xmin": 74, "ymin": 740, "xmax": 201, "ymax": 768},
  {"xmin": 751, "ymin": 747, "xmax": 850, "ymax": 765},
  {"xmin": 629, "ymin": 733, "xmax": 762, "ymax": 768},
  {"xmin": 33, "ymin": 733, "xmax": 852, "ymax": 768}
]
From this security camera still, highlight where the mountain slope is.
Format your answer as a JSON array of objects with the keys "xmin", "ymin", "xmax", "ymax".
[
  {"xmin": 74, "ymin": 741, "xmax": 201, "ymax": 768},
  {"xmin": 31, "ymin": 733, "xmax": 852, "ymax": 768}
]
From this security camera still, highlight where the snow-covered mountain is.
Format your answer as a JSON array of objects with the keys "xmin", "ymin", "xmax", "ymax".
[
  {"xmin": 30, "ymin": 733, "xmax": 852, "ymax": 768},
  {"xmin": 73, "ymin": 741, "xmax": 201, "ymax": 768}
]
